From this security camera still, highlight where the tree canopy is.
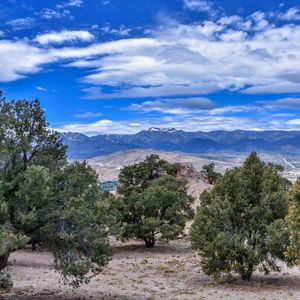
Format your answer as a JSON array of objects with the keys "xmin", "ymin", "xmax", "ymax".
[
  {"xmin": 200, "ymin": 163, "xmax": 221, "ymax": 185},
  {"xmin": 190, "ymin": 152, "xmax": 290, "ymax": 280},
  {"xmin": 115, "ymin": 155, "xmax": 193, "ymax": 247},
  {"xmin": 0, "ymin": 95, "xmax": 111, "ymax": 287}
]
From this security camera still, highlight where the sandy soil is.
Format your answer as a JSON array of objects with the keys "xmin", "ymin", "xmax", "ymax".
[{"xmin": 1, "ymin": 239, "xmax": 299, "ymax": 300}]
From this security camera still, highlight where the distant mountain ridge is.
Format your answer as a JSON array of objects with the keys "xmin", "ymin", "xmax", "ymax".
[{"xmin": 61, "ymin": 128, "xmax": 300, "ymax": 159}]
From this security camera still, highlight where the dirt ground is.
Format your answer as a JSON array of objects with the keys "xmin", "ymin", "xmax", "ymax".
[{"xmin": 1, "ymin": 239, "xmax": 300, "ymax": 300}]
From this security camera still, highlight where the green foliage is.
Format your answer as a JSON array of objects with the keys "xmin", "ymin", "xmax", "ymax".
[
  {"xmin": 0, "ymin": 181, "xmax": 29, "ymax": 271},
  {"xmin": 190, "ymin": 152, "xmax": 289, "ymax": 280},
  {"xmin": 118, "ymin": 154, "xmax": 180, "ymax": 194},
  {"xmin": 44, "ymin": 161, "xmax": 112, "ymax": 287},
  {"xmin": 286, "ymin": 178, "xmax": 300, "ymax": 267},
  {"xmin": 200, "ymin": 163, "xmax": 221, "ymax": 185},
  {"xmin": 0, "ymin": 95, "xmax": 112, "ymax": 287},
  {"xmin": 0, "ymin": 228, "xmax": 29, "ymax": 267},
  {"xmin": 116, "ymin": 155, "xmax": 193, "ymax": 247},
  {"xmin": 0, "ymin": 267, "xmax": 13, "ymax": 290},
  {"xmin": 13, "ymin": 165, "xmax": 52, "ymax": 246},
  {"xmin": 0, "ymin": 97, "xmax": 67, "ymax": 173}
]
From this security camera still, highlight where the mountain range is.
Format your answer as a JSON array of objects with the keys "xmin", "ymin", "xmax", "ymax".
[{"xmin": 61, "ymin": 128, "xmax": 300, "ymax": 159}]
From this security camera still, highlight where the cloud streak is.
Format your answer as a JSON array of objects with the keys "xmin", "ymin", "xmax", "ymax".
[
  {"xmin": 35, "ymin": 30, "xmax": 94, "ymax": 45},
  {"xmin": 183, "ymin": 0, "xmax": 218, "ymax": 16}
]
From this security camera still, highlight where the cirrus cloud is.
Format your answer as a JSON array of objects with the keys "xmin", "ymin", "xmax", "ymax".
[{"xmin": 35, "ymin": 30, "xmax": 94, "ymax": 45}]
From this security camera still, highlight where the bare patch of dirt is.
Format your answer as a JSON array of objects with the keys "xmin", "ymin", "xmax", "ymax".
[{"xmin": 1, "ymin": 239, "xmax": 299, "ymax": 300}]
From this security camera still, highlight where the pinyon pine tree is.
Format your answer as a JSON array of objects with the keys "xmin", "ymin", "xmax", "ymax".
[
  {"xmin": 116, "ymin": 155, "xmax": 193, "ymax": 248},
  {"xmin": 201, "ymin": 163, "xmax": 221, "ymax": 185},
  {"xmin": 0, "ymin": 94, "xmax": 112, "ymax": 287},
  {"xmin": 190, "ymin": 152, "xmax": 290, "ymax": 280}
]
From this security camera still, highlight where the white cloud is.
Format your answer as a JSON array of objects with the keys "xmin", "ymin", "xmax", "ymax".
[
  {"xmin": 183, "ymin": 0, "xmax": 217, "ymax": 16},
  {"xmin": 128, "ymin": 99, "xmax": 265, "ymax": 117},
  {"xmin": 208, "ymin": 105, "xmax": 265, "ymax": 115},
  {"xmin": 101, "ymin": 25, "xmax": 131, "ymax": 36},
  {"xmin": 251, "ymin": 11, "xmax": 266, "ymax": 22},
  {"xmin": 55, "ymin": 116, "xmax": 259, "ymax": 135},
  {"xmin": 287, "ymin": 119, "xmax": 300, "ymax": 125},
  {"xmin": 244, "ymin": 82, "xmax": 300, "ymax": 94},
  {"xmin": 276, "ymin": 7, "xmax": 300, "ymax": 21},
  {"xmin": 57, "ymin": 119, "xmax": 139, "ymax": 135},
  {"xmin": 35, "ymin": 30, "xmax": 94, "ymax": 45},
  {"xmin": 38, "ymin": 1, "xmax": 83, "ymax": 20},
  {"xmin": 6, "ymin": 17, "xmax": 34, "ymax": 30},
  {"xmin": 218, "ymin": 15, "xmax": 242, "ymax": 25},
  {"xmin": 67, "ymin": 0, "xmax": 83, "ymax": 7},
  {"xmin": 55, "ymin": 110, "xmax": 300, "ymax": 135},
  {"xmin": 81, "ymin": 84, "xmax": 219, "ymax": 99},
  {"xmin": 39, "ymin": 8, "xmax": 71, "ymax": 20},
  {"xmin": 0, "ymin": 40, "xmax": 51, "ymax": 82},
  {"xmin": 0, "ymin": 38, "xmax": 160, "ymax": 83},
  {"xmin": 56, "ymin": 0, "xmax": 83, "ymax": 9},
  {"xmin": 35, "ymin": 86, "xmax": 47, "ymax": 91},
  {"xmin": 71, "ymin": 21, "xmax": 300, "ymax": 98},
  {"xmin": 3, "ymin": 7, "xmax": 300, "ymax": 99},
  {"xmin": 75, "ymin": 112, "xmax": 103, "ymax": 118},
  {"xmin": 260, "ymin": 98, "xmax": 300, "ymax": 108},
  {"xmin": 128, "ymin": 97, "xmax": 216, "ymax": 115}
]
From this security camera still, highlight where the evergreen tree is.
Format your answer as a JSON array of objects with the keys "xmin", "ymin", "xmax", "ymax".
[
  {"xmin": 190, "ymin": 152, "xmax": 289, "ymax": 280},
  {"xmin": 0, "ymin": 95, "xmax": 111, "ymax": 287},
  {"xmin": 0, "ymin": 182, "xmax": 28, "ymax": 270},
  {"xmin": 116, "ymin": 155, "xmax": 193, "ymax": 247},
  {"xmin": 44, "ymin": 162, "xmax": 112, "ymax": 287},
  {"xmin": 286, "ymin": 178, "xmax": 300, "ymax": 267},
  {"xmin": 200, "ymin": 163, "xmax": 221, "ymax": 185}
]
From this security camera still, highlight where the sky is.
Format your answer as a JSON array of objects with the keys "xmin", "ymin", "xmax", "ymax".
[{"xmin": 1, "ymin": 0, "xmax": 300, "ymax": 135}]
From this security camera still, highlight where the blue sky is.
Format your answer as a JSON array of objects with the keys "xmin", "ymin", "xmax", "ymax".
[{"xmin": 1, "ymin": 0, "xmax": 300, "ymax": 134}]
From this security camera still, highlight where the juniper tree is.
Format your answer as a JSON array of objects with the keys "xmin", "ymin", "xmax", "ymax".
[
  {"xmin": 200, "ymin": 163, "xmax": 221, "ymax": 185},
  {"xmin": 190, "ymin": 152, "xmax": 290, "ymax": 280},
  {"xmin": 43, "ymin": 161, "xmax": 112, "ymax": 287},
  {"xmin": 0, "ymin": 95, "xmax": 111, "ymax": 287},
  {"xmin": 116, "ymin": 155, "xmax": 193, "ymax": 247}
]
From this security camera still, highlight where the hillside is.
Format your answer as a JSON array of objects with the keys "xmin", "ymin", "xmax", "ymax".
[
  {"xmin": 85, "ymin": 149, "xmax": 300, "ymax": 209},
  {"xmin": 62, "ymin": 129, "xmax": 300, "ymax": 159},
  {"xmin": 86, "ymin": 149, "xmax": 300, "ymax": 181},
  {"xmin": 86, "ymin": 149, "xmax": 234, "ymax": 181}
]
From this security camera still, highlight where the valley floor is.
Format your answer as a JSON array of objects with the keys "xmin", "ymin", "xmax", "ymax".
[{"xmin": 1, "ymin": 239, "xmax": 300, "ymax": 300}]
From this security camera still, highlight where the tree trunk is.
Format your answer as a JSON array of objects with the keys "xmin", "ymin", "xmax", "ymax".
[
  {"xmin": 241, "ymin": 271, "xmax": 252, "ymax": 281},
  {"xmin": 31, "ymin": 242, "xmax": 37, "ymax": 252},
  {"xmin": 144, "ymin": 237, "xmax": 155, "ymax": 248},
  {"xmin": 240, "ymin": 264, "xmax": 253, "ymax": 281},
  {"xmin": 0, "ymin": 255, "xmax": 9, "ymax": 271}
]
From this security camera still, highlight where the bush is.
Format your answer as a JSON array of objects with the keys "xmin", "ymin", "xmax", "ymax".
[
  {"xmin": 0, "ymin": 268, "xmax": 13, "ymax": 290},
  {"xmin": 190, "ymin": 152, "xmax": 290, "ymax": 280}
]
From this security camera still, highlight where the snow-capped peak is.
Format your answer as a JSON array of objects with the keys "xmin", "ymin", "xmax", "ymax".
[{"xmin": 148, "ymin": 127, "xmax": 178, "ymax": 133}]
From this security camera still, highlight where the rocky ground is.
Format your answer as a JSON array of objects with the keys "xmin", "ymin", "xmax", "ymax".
[{"xmin": 1, "ymin": 239, "xmax": 299, "ymax": 300}]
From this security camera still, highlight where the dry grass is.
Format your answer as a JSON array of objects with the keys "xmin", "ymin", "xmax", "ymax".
[{"xmin": 1, "ymin": 238, "xmax": 299, "ymax": 300}]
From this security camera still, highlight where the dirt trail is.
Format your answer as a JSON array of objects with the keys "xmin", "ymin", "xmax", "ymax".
[{"xmin": 1, "ymin": 239, "xmax": 300, "ymax": 300}]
